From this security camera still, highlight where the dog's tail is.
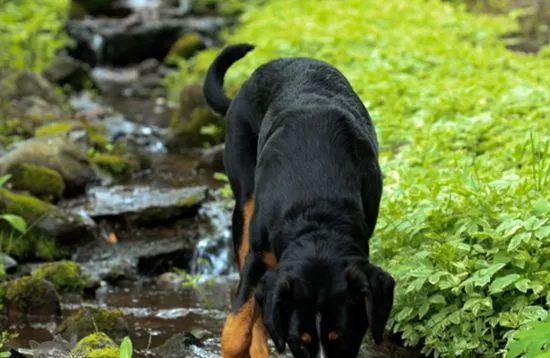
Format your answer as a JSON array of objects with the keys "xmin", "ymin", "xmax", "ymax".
[{"xmin": 203, "ymin": 43, "xmax": 255, "ymax": 116}]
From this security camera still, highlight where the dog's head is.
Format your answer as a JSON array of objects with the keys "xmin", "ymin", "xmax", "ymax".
[{"xmin": 256, "ymin": 257, "xmax": 395, "ymax": 357}]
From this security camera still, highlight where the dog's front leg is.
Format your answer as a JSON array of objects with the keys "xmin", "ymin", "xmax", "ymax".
[{"xmin": 221, "ymin": 252, "xmax": 267, "ymax": 358}]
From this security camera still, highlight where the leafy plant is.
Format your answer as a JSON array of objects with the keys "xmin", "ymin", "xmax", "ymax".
[
  {"xmin": 506, "ymin": 318, "xmax": 550, "ymax": 358},
  {"xmin": 119, "ymin": 336, "xmax": 133, "ymax": 358},
  {"xmin": 167, "ymin": 0, "xmax": 550, "ymax": 356},
  {"xmin": 0, "ymin": 0, "xmax": 71, "ymax": 71}
]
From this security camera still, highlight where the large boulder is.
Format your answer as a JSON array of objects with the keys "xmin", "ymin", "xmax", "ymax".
[
  {"xmin": 2, "ymin": 276, "xmax": 62, "ymax": 320},
  {"xmin": 0, "ymin": 135, "xmax": 99, "ymax": 196}
]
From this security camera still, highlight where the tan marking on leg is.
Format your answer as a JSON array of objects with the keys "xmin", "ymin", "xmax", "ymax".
[
  {"xmin": 238, "ymin": 197, "xmax": 255, "ymax": 270},
  {"xmin": 221, "ymin": 297, "xmax": 256, "ymax": 358},
  {"xmin": 249, "ymin": 310, "xmax": 269, "ymax": 358}
]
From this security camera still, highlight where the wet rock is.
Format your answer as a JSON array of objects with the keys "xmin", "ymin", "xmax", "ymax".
[
  {"xmin": 152, "ymin": 331, "xmax": 203, "ymax": 358},
  {"xmin": 196, "ymin": 143, "xmax": 224, "ymax": 171},
  {"xmin": 56, "ymin": 307, "xmax": 130, "ymax": 342},
  {"xmin": 137, "ymin": 58, "xmax": 161, "ymax": 76},
  {"xmin": 3, "ymin": 276, "xmax": 62, "ymax": 319},
  {"xmin": 75, "ymin": 233, "xmax": 197, "ymax": 276},
  {"xmin": 71, "ymin": 332, "xmax": 119, "ymax": 357},
  {"xmin": 28, "ymin": 336, "xmax": 77, "ymax": 358},
  {"xmin": 11, "ymin": 96, "xmax": 64, "ymax": 121},
  {"xmin": 68, "ymin": 185, "xmax": 207, "ymax": 224},
  {"xmin": 0, "ymin": 253, "xmax": 17, "ymax": 274},
  {"xmin": 102, "ymin": 114, "xmax": 166, "ymax": 153},
  {"xmin": 0, "ymin": 135, "xmax": 99, "ymax": 196},
  {"xmin": 8, "ymin": 163, "xmax": 66, "ymax": 202},
  {"xmin": 14, "ymin": 70, "xmax": 63, "ymax": 106},
  {"xmin": 0, "ymin": 188, "xmax": 97, "ymax": 245},
  {"xmin": 91, "ymin": 67, "xmax": 139, "ymax": 95},
  {"xmin": 31, "ymin": 261, "xmax": 88, "ymax": 295},
  {"xmin": 157, "ymin": 271, "xmax": 184, "ymax": 288},
  {"xmin": 66, "ymin": 16, "xmax": 227, "ymax": 66},
  {"xmin": 43, "ymin": 55, "xmax": 97, "ymax": 92}
]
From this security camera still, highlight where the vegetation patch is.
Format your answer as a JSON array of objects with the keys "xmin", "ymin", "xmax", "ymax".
[
  {"xmin": 167, "ymin": 0, "xmax": 550, "ymax": 355},
  {"xmin": 32, "ymin": 260, "xmax": 87, "ymax": 295},
  {"xmin": 0, "ymin": 0, "xmax": 71, "ymax": 72}
]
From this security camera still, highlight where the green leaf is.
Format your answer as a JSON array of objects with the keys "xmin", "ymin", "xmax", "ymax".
[
  {"xmin": 514, "ymin": 279, "xmax": 532, "ymax": 293},
  {"xmin": 532, "ymin": 199, "xmax": 550, "ymax": 215},
  {"xmin": 0, "ymin": 214, "xmax": 27, "ymax": 233},
  {"xmin": 490, "ymin": 274, "xmax": 521, "ymax": 294},
  {"xmin": 508, "ymin": 232, "xmax": 531, "ymax": 252},
  {"xmin": 0, "ymin": 174, "xmax": 11, "ymax": 188},
  {"xmin": 119, "ymin": 336, "xmax": 133, "ymax": 358}
]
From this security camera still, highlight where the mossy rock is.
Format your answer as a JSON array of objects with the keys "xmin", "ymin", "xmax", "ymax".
[
  {"xmin": 56, "ymin": 307, "xmax": 130, "ymax": 342},
  {"xmin": 0, "ymin": 188, "xmax": 56, "ymax": 223},
  {"xmin": 34, "ymin": 121, "xmax": 80, "ymax": 137},
  {"xmin": 8, "ymin": 163, "xmax": 65, "ymax": 202},
  {"xmin": 166, "ymin": 33, "xmax": 205, "ymax": 62},
  {"xmin": 3, "ymin": 275, "xmax": 62, "ymax": 317},
  {"xmin": 0, "ymin": 135, "xmax": 98, "ymax": 196},
  {"xmin": 166, "ymin": 107, "xmax": 224, "ymax": 149},
  {"xmin": 91, "ymin": 153, "xmax": 139, "ymax": 176},
  {"xmin": 32, "ymin": 261, "xmax": 87, "ymax": 295},
  {"xmin": 0, "ymin": 229, "xmax": 66, "ymax": 262},
  {"xmin": 71, "ymin": 332, "xmax": 119, "ymax": 358}
]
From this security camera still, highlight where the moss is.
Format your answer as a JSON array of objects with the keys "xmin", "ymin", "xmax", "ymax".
[
  {"xmin": 166, "ymin": 33, "xmax": 205, "ymax": 62},
  {"xmin": 91, "ymin": 153, "xmax": 139, "ymax": 176},
  {"xmin": 8, "ymin": 163, "xmax": 65, "ymax": 201},
  {"xmin": 32, "ymin": 261, "xmax": 86, "ymax": 295},
  {"xmin": 56, "ymin": 307, "xmax": 130, "ymax": 342},
  {"xmin": 4, "ymin": 275, "xmax": 60, "ymax": 311},
  {"xmin": 166, "ymin": 107, "xmax": 224, "ymax": 149},
  {"xmin": 0, "ymin": 229, "xmax": 65, "ymax": 263},
  {"xmin": 34, "ymin": 121, "xmax": 77, "ymax": 137},
  {"xmin": 87, "ymin": 347, "xmax": 120, "ymax": 358},
  {"xmin": 85, "ymin": 122, "xmax": 109, "ymax": 149},
  {"xmin": 178, "ymin": 193, "xmax": 203, "ymax": 207},
  {"xmin": 0, "ymin": 188, "xmax": 56, "ymax": 224},
  {"xmin": 71, "ymin": 332, "xmax": 117, "ymax": 356}
]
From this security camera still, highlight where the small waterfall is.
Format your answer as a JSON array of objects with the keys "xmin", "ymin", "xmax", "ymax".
[{"xmin": 190, "ymin": 193, "xmax": 235, "ymax": 276}]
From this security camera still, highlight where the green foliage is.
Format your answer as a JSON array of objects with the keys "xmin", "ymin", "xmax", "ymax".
[
  {"xmin": 0, "ymin": 0, "xmax": 71, "ymax": 71},
  {"xmin": 170, "ymin": 0, "xmax": 550, "ymax": 355},
  {"xmin": 506, "ymin": 318, "xmax": 550, "ymax": 358},
  {"xmin": 119, "ymin": 336, "xmax": 133, "ymax": 358}
]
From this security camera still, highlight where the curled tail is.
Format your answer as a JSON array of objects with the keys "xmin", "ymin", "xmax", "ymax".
[{"xmin": 203, "ymin": 43, "xmax": 255, "ymax": 116}]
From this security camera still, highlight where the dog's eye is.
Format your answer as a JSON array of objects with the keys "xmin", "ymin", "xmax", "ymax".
[
  {"xmin": 328, "ymin": 331, "xmax": 340, "ymax": 342},
  {"xmin": 301, "ymin": 333, "xmax": 312, "ymax": 344}
]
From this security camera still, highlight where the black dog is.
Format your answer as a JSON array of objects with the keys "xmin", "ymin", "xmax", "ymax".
[{"xmin": 203, "ymin": 43, "xmax": 395, "ymax": 358}]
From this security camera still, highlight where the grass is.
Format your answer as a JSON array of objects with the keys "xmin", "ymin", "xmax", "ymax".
[{"xmin": 167, "ymin": 0, "xmax": 550, "ymax": 355}]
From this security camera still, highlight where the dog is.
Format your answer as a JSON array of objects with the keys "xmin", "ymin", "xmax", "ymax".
[{"xmin": 203, "ymin": 43, "xmax": 396, "ymax": 358}]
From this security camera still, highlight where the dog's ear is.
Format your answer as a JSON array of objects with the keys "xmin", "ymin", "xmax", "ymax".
[
  {"xmin": 346, "ymin": 262, "xmax": 395, "ymax": 345},
  {"xmin": 262, "ymin": 272, "xmax": 294, "ymax": 353}
]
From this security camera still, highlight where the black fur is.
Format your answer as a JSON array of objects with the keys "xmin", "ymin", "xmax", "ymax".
[{"xmin": 204, "ymin": 43, "xmax": 395, "ymax": 358}]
